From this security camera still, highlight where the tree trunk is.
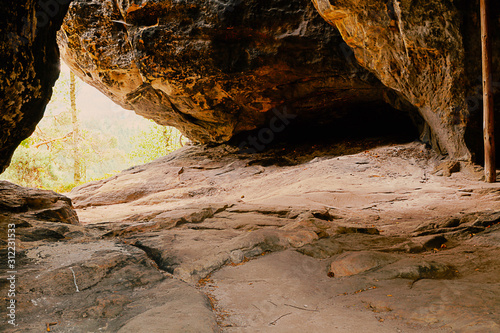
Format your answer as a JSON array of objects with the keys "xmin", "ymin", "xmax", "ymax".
[
  {"xmin": 70, "ymin": 72, "xmax": 82, "ymax": 183},
  {"xmin": 481, "ymin": 0, "xmax": 496, "ymax": 182}
]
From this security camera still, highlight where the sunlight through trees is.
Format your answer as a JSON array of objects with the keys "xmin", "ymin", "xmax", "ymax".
[{"xmin": 0, "ymin": 68, "xmax": 183, "ymax": 192}]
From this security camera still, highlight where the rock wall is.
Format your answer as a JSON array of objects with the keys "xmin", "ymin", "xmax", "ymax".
[
  {"xmin": 57, "ymin": 0, "xmax": 400, "ymax": 144},
  {"xmin": 312, "ymin": 0, "xmax": 466, "ymax": 159},
  {"xmin": 312, "ymin": 0, "xmax": 500, "ymax": 161},
  {"xmin": 0, "ymin": 0, "xmax": 72, "ymax": 173}
]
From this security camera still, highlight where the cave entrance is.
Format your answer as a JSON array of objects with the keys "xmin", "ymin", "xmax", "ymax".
[
  {"xmin": 231, "ymin": 101, "xmax": 422, "ymax": 164},
  {"xmin": 0, "ymin": 63, "xmax": 184, "ymax": 192}
]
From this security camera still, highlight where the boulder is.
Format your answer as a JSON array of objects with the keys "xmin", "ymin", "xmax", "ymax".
[{"xmin": 0, "ymin": 180, "xmax": 79, "ymax": 225}]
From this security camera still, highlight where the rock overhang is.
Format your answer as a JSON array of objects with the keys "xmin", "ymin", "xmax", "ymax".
[
  {"xmin": 2, "ymin": 0, "xmax": 500, "ymax": 174},
  {"xmin": 57, "ymin": 0, "xmax": 422, "ymax": 145}
]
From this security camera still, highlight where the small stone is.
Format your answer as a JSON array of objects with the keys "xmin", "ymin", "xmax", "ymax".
[{"xmin": 229, "ymin": 250, "xmax": 245, "ymax": 264}]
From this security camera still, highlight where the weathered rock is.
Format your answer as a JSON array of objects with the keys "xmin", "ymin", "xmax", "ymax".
[
  {"xmin": 116, "ymin": 288, "xmax": 219, "ymax": 333},
  {"xmin": 0, "ymin": 180, "xmax": 79, "ymax": 225},
  {"xmin": 3, "ymin": 142, "xmax": 500, "ymax": 331},
  {"xmin": 433, "ymin": 160, "xmax": 461, "ymax": 177},
  {"xmin": 312, "ymin": 0, "xmax": 500, "ymax": 160},
  {"xmin": 57, "ymin": 0, "xmax": 404, "ymax": 144},
  {"xmin": 203, "ymin": 249, "xmax": 500, "ymax": 332},
  {"xmin": 328, "ymin": 251, "xmax": 399, "ymax": 277},
  {"xmin": 2, "ymin": 0, "xmax": 500, "ymax": 174},
  {"xmin": 229, "ymin": 249, "xmax": 245, "ymax": 264},
  {"xmin": 467, "ymin": 223, "xmax": 500, "ymax": 247},
  {"xmin": 375, "ymin": 258, "xmax": 456, "ymax": 281},
  {"xmin": 296, "ymin": 237, "xmax": 344, "ymax": 259},
  {"xmin": 335, "ymin": 225, "xmax": 380, "ymax": 235},
  {"xmin": 2, "ymin": 238, "xmax": 219, "ymax": 332},
  {"xmin": 0, "ymin": 0, "xmax": 71, "ymax": 173},
  {"xmin": 411, "ymin": 235, "xmax": 448, "ymax": 251}
]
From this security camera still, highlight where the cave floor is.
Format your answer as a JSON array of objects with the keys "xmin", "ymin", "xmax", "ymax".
[{"xmin": 5, "ymin": 141, "xmax": 500, "ymax": 332}]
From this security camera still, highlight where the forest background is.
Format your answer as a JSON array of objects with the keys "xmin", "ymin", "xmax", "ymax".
[{"xmin": 0, "ymin": 64, "xmax": 183, "ymax": 192}]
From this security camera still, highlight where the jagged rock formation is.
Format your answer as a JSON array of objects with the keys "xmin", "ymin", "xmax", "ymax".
[
  {"xmin": 0, "ymin": 0, "xmax": 71, "ymax": 173},
  {"xmin": 57, "ymin": 0, "xmax": 407, "ymax": 144}
]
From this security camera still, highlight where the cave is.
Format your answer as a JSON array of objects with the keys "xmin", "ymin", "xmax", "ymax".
[
  {"xmin": 230, "ymin": 100, "xmax": 422, "ymax": 157},
  {"xmin": 1, "ymin": 0, "xmax": 500, "ymax": 332},
  {"xmin": 3, "ymin": 0, "xmax": 500, "ymax": 171}
]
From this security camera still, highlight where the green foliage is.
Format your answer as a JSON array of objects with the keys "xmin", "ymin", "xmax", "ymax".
[
  {"xmin": 129, "ymin": 121, "xmax": 182, "ymax": 165},
  {"xmin": 1, "ymin": 140, "xmax": 59, "ymax": 188},
  {"xmin": 0, "ymin": 69, "xmax": 183, "ymax": 192}
]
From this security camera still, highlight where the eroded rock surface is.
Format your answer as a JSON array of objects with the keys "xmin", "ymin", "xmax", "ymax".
[
  {"xmin": 56, "ymin": 0, "xmax": 500, "ymax": 161},
  {"xmin": 0, "ymin": 181, "xmax": 79, "ymax": 226},
  {"xmin": 2, "ymin": 142, "xmax": 500, "ymax": 331},
  {"xmin": 2, "ymin": 234, "xmax": 218, "ymax": 332},
  {"xmin": 312, "ymin": 0, "xmax": 500, "ymax": 160},
  {"xmin": 58, "ymin": 0, "xmax": 403, "ymax": 143},
  {"xmin": 2, "ymin": 1, "xmax": 500, "ymax": 174},
  {"xmin": 69, "ymin": 142, "xmax": 499, "ymax": 331},
  {"xmin": 0, "ymin": 184, "xmax": 217, "ymax": 332}
]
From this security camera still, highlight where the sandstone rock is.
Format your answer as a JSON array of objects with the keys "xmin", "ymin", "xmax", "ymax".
[
  {"xmin": 2, "ymin": 0, "xmax": 500, "ymax": 174},
  {"xmin": 312, "ymin": 0, "xmax": 500, "ymax": 159},
  {"xmin": 335, "ymin": 225, "xmax": 380, "ymax": 235},
  {"xmin": 229, "ymin": 249, "xmax": 245, "ymax": 264},
  {"xmin": 58, "ymin": 0, "xmax": 402, "ymax": 144},
  {"xmin": 284, "ymin": 230, "xmax": 319, "ymax": 248},
  {"xmin": 439, "ymin": 217, "xmax": 461, "ymax": 229},
  {"xmin": 18, "ymin": 227, "xmax": 65, "ymax": 242},
  {"xmin": 411, "ymin": 235, "xmax": 447, "ymax": 251},
  {"xmin": 3, "ymin": 143, "xmax": 500, "ymax": 331},
  {"xmin": 433, "ymin": 161, "xmax": 461, "ymax": 177},
  {"xmin": 0, "ymin": 0, "xmax": 71, "ymax": 173},
  {"xmin": 328, "ymin": 251, "xmax": 399, "ymax": 277},
  {"xmin": 116, "ymin": 288, "xmax": 219, "ymax": 333},
  {"xmin": 472, "ymin": 211, "xmax": 500, "ymax": 227},
  {"xmin": 466, "ymin": 225, "xmax": 500, "ymax": 247},
  {"xmin": 0, "ymin": 180, "xmax": 79, "ymax": 225},
  {"xmin": 206, "ymin": 249, "xmax": 500, "ymax": 332},
  {"xmin": 297, "ymin": 237, "xmax": 344, "ymax": 259},
  {"xmin": 3, "ymin": 238, "xmax": 218, "ymax": 332},
  {"xmin": 375, "ymin": 258, "xmax": 457, "ymax": 281}
]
